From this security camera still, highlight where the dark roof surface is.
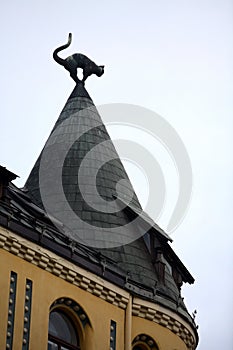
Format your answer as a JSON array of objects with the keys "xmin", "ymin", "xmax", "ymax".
[{"xmin": 19, "ymin": 82, "xmax": 194, "ymax": 322}]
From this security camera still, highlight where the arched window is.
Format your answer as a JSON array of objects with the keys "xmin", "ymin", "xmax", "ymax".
[
  {"xmin": 48, "ymin": 309, "xmax": 80, "ymax": 350},
  {"xmin": 132, "ymin": 334, "xmax": 159, "ymax": 350},
  {"xmin": 133, "ymin": 345, "xmax": 148, "ymax": 350}
]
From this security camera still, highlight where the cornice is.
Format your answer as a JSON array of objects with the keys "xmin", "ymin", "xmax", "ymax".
[
  {"xmin": 132, "ymin": 298, "xmax": 197, "ymax": 349},
  {"xmin": 0, "ymin": 226, "xmax": 129, "ymax": 309}
]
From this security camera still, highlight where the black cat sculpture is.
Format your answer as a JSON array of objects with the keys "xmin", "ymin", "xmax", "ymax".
[{"xmin": 53, "ymin": 33, "xmax": 104, "ymax": 84}]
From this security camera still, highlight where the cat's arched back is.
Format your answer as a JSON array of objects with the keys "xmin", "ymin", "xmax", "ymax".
[{"xmin": 53, "ymin": 33, "xmax": 104, "ymax": 84}]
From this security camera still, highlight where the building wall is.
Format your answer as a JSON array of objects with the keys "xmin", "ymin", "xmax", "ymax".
[
  {"xmin": 132, "ymin": 317, "xmax": 187, "ymax": 350},
  {"xmin": 0, "ymin": 226, "xmax": 197, "ymax": 350}
]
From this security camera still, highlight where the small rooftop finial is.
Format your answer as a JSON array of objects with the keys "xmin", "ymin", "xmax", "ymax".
[
  {"xmin": 0, "ymin": 165, "xmax": 18, "ymax": 200},
  {"xmin": 53, "ymin": 33, "xmax": 105, "ymax": 84}
]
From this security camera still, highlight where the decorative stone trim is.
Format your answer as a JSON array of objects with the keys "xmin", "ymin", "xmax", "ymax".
[
  {"xmin": 132, "ymin": 334, "xmax": 159, "ymax": 350},
  {"xmin": 132, "ymin": 300, "xmax": 197, "ymax": 350},
  {"xmin": 22, "ymin": 279, "xmax": 33, "ymax": 350},
  {"xmin": 0, "ymin": 227, "xmax": 198, "ymax": 349},
  {"xmin": 51, "ymin": 297, "xmax": 90, "ymax": 328},
  {"xmin": 6, "ymin": 271, "xmax": 17, "ymax": 350},
  {"xmin": 110, "ymin": 320, "xmax": 116, "ymax": 350},
  {"xmin": 0, "ymin": 228, "xmax": 129, "ymax": 310}
]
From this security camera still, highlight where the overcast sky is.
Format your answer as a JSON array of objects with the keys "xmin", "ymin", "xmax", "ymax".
[{"xmin": 1, "ymin": 1, "xmax": 233, "ymax": 349}]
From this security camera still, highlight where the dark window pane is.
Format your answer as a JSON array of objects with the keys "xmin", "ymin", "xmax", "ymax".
[
  {"xmin": 49, "ymin": 311, "xmax": 78, "ymax": 345},
  {"xmin": 48, "ymin": 340, "xmax": 58, "ymax": 349}
]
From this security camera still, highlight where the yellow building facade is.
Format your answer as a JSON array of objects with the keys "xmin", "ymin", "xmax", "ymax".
[
  {"xmin": 0, "ymin": 47, "xmax": 198, "ymax": 349},
  {"xmin": 0, "ymin": 226, "xmax": 198, "ymax": 350}
]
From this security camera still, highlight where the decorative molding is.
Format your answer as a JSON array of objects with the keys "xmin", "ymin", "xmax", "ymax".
[
  {"xmin": 132, "ymin": 334, "xmax": 159, "ymax": 350},
  {"xmin": 22, "ymin": 279, "xmax": 32, "ymax": 350},
  {"xmin": 132, "ymin": 300, "xmax": 196, "ymax": 350},
  {"xmin": 0, "ymin": 227, "xmax": 197, "ymax": 349},
  {"xmin": 51, "ymin": 297, "xmax": 90, "ymax": 328},
  {"xmin": 6, "ymin": 271, "xmax": 17, "ymax": 350},
  {"xmin": 110, "ymin": 320, "xmax": 116, "ymax": 350},
  {"xmin": 0, "ymin": 228, "xmax": 129, "ymax": 310}
]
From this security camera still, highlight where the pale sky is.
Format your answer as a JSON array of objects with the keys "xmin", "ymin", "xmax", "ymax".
[{"xmin": 1, "ymin": 1, "xmax": 233, "ymax": 349}]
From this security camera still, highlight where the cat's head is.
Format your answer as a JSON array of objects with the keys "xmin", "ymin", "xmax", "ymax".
[{"xmin": 97, "ymin": 65, "xmax": 105, "ymax": 77}]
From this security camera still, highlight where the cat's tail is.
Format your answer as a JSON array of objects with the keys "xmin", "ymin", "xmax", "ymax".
[{"xmin": 53, "ymin": 33, "xmax": 72, "ymax": 66}]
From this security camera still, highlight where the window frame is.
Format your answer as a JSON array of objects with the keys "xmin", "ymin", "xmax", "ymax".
[
  {"xmin": 48, "ymin": 308, "xmax": 80, "ymax": 350},
  {"xmin": 48, "ymin": 333, "xmax": 80, "ymax": 350},
  {"xmin": 132, "ymin": 343, "xmax": 150, "ymax": 350},
  {"xmin": 132, "ymin": 334, "xmax": 159, "ymax": 350}
]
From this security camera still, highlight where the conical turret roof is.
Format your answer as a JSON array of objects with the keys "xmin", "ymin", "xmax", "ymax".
[
  {"xmin": 24, "ymin": 82, "xmax": 192, "ymax": 315},
  {"xmin": 25, "ymin": 83, "xmax": 143, "ymax": 247}
]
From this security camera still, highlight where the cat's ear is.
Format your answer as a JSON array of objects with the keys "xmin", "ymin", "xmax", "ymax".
[{"xmin": 100, "ymin": 65, "xmax": 105, "ymax": 68}]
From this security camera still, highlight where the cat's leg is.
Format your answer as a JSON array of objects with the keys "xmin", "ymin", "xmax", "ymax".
[
  {"xmin": 82, "ymin": 70, "xmax": 90, "ymax": 84},
  {"xmin": 70, "ymin": 69, "xmax": 80, "ymax": 84},
  {"xmin": 82, "ymin": 72, "xmax": 87, "ymax": 83}
]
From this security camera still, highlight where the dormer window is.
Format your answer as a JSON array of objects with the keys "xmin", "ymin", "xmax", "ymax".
[
  {"xmin": 172, "ymin": 267, "xmax": 183, "ymax": 290},
  {"xmin": 154, "ymin": 248, "xmax": 165, "ymax": 284}
]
